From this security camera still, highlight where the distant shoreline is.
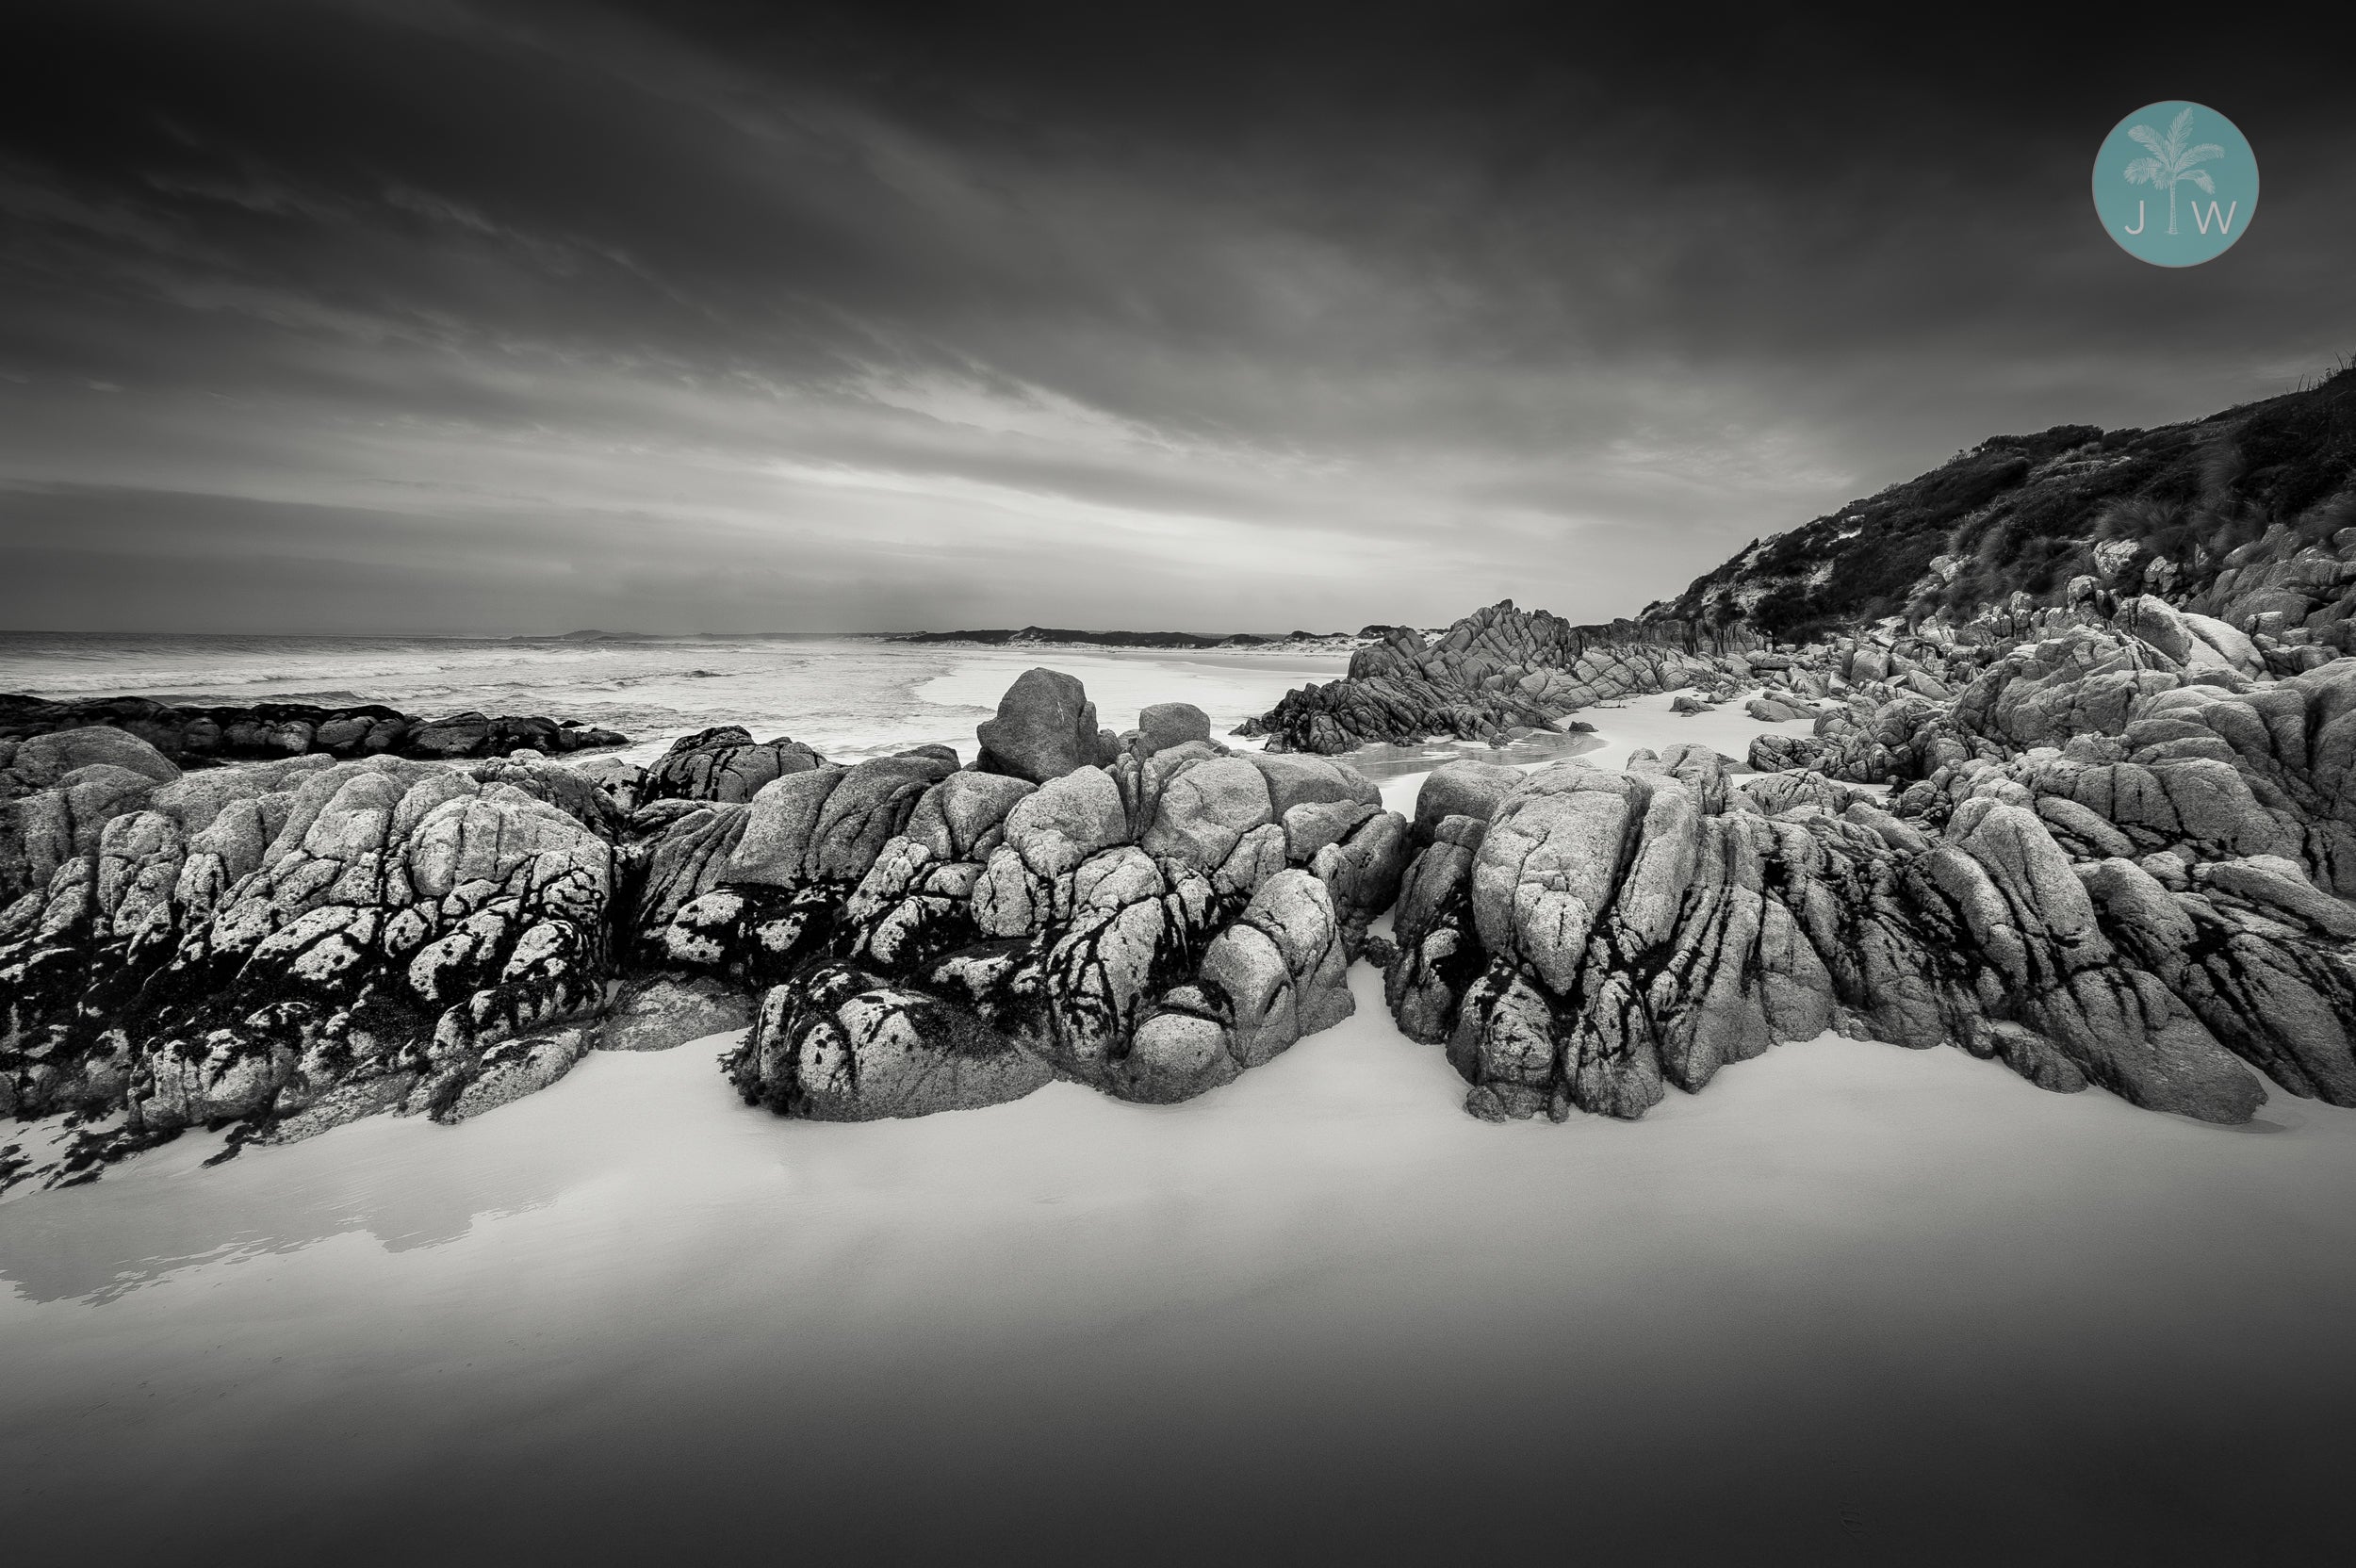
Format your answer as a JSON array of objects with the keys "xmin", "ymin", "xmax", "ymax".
[
  {"xmin": 0, "ymin": 629, "xmax": 1398, "ymax": 648},
  {"xmin": 887, "ymin": 626, "xmax": 1418, "ymax": 655}
]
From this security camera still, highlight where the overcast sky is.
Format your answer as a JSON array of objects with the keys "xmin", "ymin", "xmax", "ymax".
[{"xmin": 2, "ymin": 2, "xmax": 2350, "ymax": 635}]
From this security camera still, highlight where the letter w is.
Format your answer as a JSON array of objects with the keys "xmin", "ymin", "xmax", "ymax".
[{"xmin": 2192, "ymin": 200, "xmax": 2239, "ymax": 236}]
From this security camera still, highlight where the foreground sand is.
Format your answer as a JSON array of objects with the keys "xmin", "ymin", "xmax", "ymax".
[
  {"xmin": 4, "ymin": 689, "xmax": 2351, "ymax": 1563},
  {"xmin": 8, "ymin": 991, "xmax": 2356, "ymax": 1560}
]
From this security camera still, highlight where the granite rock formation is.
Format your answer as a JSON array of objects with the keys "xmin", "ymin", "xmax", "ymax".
[
  {"xmin": 1370, "ymin": 397, "xmax": 2356, "ymax": 1129},
  {"xmin": 2, "ymin": 675, "xmax": 1411, "ymax": 1184},
  {"xmin": 664, "ymin": 736, "xmax": 1407, "ymax": 1115},
  {"xmin": 1383, "ymin": 736, "xmax": 2331, "ymax": 1126},
  {"xmin": 1, "ymin": 740, "xmax": 625, "ymax": 1152},
  {"xmin": 1237, "ymin": 601, "xmax": 1764, "ymax": 753},
  {"xmin": 637, "ymin": 726, "xmax": 827, "ymax": 806}
]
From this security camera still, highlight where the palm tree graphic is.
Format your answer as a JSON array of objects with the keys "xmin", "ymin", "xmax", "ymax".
[{"xmin": 2122, "ymin": 107, "xmax": 2223, "ymax": 236}]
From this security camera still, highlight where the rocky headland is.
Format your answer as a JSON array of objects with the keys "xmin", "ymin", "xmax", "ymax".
[
  {"xmin": 1323, "ymin": 366, "xmax": 2356, "ymax": 1126},
  {"xmin": 8, "ymin": 366, "xmax": 2356, "ymax": 1182}
]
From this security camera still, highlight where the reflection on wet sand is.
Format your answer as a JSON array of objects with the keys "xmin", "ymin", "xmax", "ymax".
[{"xmin": 0, "ymin": 1108, "xmax": 579, "ymax": 1305}]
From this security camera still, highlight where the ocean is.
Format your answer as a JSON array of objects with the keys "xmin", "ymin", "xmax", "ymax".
[
  {"xmin": 0, "ymin": 629, "xmax": 1620, "ymax": 780},
  {"xmin": 0, "ymin": 630, "xmax": 1353, "ymax": 762}
]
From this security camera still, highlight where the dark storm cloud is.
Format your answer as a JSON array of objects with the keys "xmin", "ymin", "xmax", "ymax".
[{"xmin": 2, "ymin": 1, "xmax": 2351, "ymax": 632}]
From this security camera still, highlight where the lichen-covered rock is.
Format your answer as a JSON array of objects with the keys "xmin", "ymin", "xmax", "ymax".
[
  {"xmin": 2, "ymin": 753, "xmax": 621, "ymax": 1159},
  {"xmin": 1, "ymin": 763, "xmax": 167, "ymax": 906},
  {"xmin": 441, "ymin": 1026, "xmax": 595, "ymax": 1120},
  {"xmin": 715, "ymin": 752, "xmax": 962, "ymax": 896},
  {"xmin": 1386, "ymin": 747, "xmax": 2281, "ymax": 1126},
  {"xmin": 686, "ymin": 693, "xmax": 1400, "ymax": 1116}
]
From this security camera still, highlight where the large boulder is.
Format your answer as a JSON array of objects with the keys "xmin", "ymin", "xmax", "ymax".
[
  {"xmin": 1411, "ymin": 760, "xmax": 1521, "ymax": 846},
  {"xmin": 1137, "ymin": 702, "xmax": 1213, "ymax": 754},
  {"xmin": 5, "ymin": 727, "xmax": 181, "ymax": 790},
  {"xmin": 403, "ymin": 712, "xmax": 495, "ymax": 758},
  {"xmin": 974, "ymin": 668, "xmax": 1119, "ymax": 782}
]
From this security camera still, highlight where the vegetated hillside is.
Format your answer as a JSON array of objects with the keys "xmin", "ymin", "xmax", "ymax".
[{"xmin": 1647, "ymin": 364, "xmax": 2356, "ymax": 643}]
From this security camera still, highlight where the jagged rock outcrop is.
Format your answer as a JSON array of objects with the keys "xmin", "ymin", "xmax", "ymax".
[
  {"xmin": 0, "ymin": 693, "xmax": 629, "ymax": 765},
  {"xmin": 701, "ymin": 741, "xmax": 1405, "ymax": 1117},
  {"xmin": 1384, "ymin": 743, "xmax": 2301, "ymax": 1125},
  {"xmin": 0, "ymin": 741, "xmax": 626, "ymax": 1147},
  {"xmin": 1238, "ymin": 601, "xmax": 1767, "ymax": 754},
  {"xmin": 0, "ymin": 675, "xmax": 1412, "ymax": 1188}
]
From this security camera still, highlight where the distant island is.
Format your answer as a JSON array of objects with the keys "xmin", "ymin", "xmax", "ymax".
[
  {"xmin": 494, "ymin": 627, "xmax": 1401, "ymax": 648},
  {"xmin": 890, "ymin": 625, "xmax": 1400, "ymax": 649}
]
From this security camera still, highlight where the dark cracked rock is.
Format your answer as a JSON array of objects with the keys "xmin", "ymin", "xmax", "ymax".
[
  {"xmin": 0, "ymin": 694, "xmax": 628, "ymax": 765},
  {"xmin": 1236, "ymin": 600, "xmax": 1767, "ymax": 754},
  {"xmin": 603, "ymin": 673, "xmax": 1406, "ymax": 1124},
  {"xmin": 639, "ymin": 727, "xmax": 829, "ymax": 806},
  {"xmin": 1383, "ymin": 736, "xmax": 2332, "ymax": 1127},
  {"xmin": 696, "ymin": 728, "xmax": 1405, "ymax": 1119},
  {"xmin": 1, "ymin": 751, "xmax": 621, "ymax": 1152},
  {"xmin": 728, "ymin": 960, "xmax": 1055, "ymax": 1119},
  {"xmin": 974, "ymin": 667, "xmax": 1121, "ymax": 782}
]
